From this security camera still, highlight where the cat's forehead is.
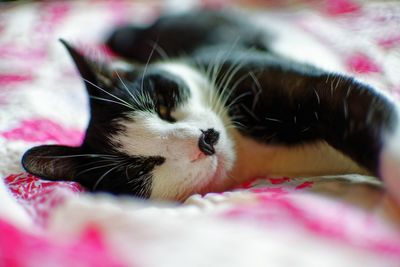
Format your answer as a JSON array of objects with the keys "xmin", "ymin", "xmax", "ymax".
[
  {"xmin": 112, "ymin": 62, "xmax": 205, "ymax": 97},
  {"xmin": 114, "ymin": 61, "xmax": 199, "ymax": 81},
  {"xmin": 154, "ymin": 62, "xmax": 208, "ymax": 87}
]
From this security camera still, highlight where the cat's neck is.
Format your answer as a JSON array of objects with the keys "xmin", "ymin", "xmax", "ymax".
[{"xmin": 226, "ymin": 129, "xmax": 368, "ymax": 187}]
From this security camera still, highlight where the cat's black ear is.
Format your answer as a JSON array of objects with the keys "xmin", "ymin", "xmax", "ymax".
[
  {"xmin": 59, "ymin": 39, "xmax": 113, "ymax": 97},
  {"xmin": 22, "ymin": 145, "xmax": 84, "ymax": 181}
]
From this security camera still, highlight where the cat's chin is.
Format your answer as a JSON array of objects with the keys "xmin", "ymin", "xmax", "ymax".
[
  {"xmin": 201, "ymin": 156, "xmax": 226, "ymax": 188},
  {"xmin": 167, "ymin": 154, "xmax": 229, "ymax": 202},
  {"xmin": 185, "ymin": 154, "xmax": 232, "ymax": 200}
]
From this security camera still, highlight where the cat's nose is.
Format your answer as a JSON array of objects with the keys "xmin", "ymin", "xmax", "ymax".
[{"xmin": 198, "ymin": 128, "xmax": 220, "ymax": 156}]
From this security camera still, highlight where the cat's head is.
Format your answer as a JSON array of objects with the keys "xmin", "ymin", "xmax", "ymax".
[{"xmin": 22, "ymin": 40, "xmax": 235, "ymax": 200}]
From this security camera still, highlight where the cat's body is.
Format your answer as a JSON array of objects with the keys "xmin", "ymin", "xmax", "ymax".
[{"xmin": 22, "ymin": 10, "xmax": 400, "ymax": 202}]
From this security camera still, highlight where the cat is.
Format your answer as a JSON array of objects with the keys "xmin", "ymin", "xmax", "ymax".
[{"xmin": 22, "ymin": 10, "xmax": 400, "ymax": 202}]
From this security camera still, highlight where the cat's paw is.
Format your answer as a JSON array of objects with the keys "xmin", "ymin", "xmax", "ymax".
[{"xmin": 380, "ymin": 123, "xmax": 400, "ymax": 205}]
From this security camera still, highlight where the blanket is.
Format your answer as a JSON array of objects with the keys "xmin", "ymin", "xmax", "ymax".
[{"xmin": 1, "ymin": 0, "xmax": 400, "ymax": 266}]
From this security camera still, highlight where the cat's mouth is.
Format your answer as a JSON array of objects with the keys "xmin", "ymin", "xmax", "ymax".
[{"xmin": 190, "ymin": 151, "xmax": 208, "ymax": 163}]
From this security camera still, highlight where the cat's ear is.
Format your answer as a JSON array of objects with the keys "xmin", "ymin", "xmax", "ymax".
[
  {"xmin": 22, "ymin": 145, "xmax": 84, "ymax": 181},
  {"xmin": 59, "ymin": 39, "xmax": 114, "ymax": 97}
]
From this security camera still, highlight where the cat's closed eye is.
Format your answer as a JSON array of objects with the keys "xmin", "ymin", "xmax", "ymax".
[
  {"xmin": 158, "ymin": 104, "xmax": 175, "ymax": 122},
  {"xmin": 156, "ymin": 93, "xmax": 176, "ymax": 122}
]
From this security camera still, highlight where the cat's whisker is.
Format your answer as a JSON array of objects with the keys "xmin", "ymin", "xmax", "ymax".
[
  {"xmin": 218, "ymin": 50, "xmax": 261, "ymax": 117},
  {"xmin": 225, "ymin": 91, "xmax": 252, "ymax": 111},
  {"xmin": 265, "ymin": 117, "xmax": 283, "ymax": 123},
  {"xmin": 210, "ymin": 60, "xmax": 241, "ymax": 117},
  {"xmin": 216, "ymin": 58, "xmax": 247, "ymax": 113},
  {"xmin": 125, "ymin": 165, "xmax": 131, "ymax": 183},
  {"xmin": 115, "ymin": 74, "xmax": 151, "ymax": 111},
  {"xmin": 206, "ymin": 40, "xmax": 240, "ymax": 113},
  {"xmin": 34, "ymin": 154, "xmax": 120, "ymax": 159},
  {"xmin": 90, "ymin": 96, "xmax": 134, "ymax": 110},
  {"xmin": 248, "ymin": 71, "xmax": 263, "ymax": 111},
  {"xmin": 219, "ymin": 69, "xmax": 251, "ymax": 117},
  {"xmin": 148, "ymin": 40, "xmax": 170, "ymax": 60},
  {"xmin": 264, "ymin": 132, "xmax": 278, "ymax": 141},
  {"xmin": 83, "ymin": 78, "xmax": 134, "ymax": 109},
  {"xmin": 76, "ymin": 159, "xmax": 120, "ymax": 169},
  {"xmin": 214, "ymin": 68, "xmax": 235, "ymax": 113},
  {"xmin": 93, "ymin": 163, "xmax": 125, "ymax": 191},
  {"xmin": 216, "ymin": 57, "xmax": 243, "ymax": 94},
  {"xmin": 145, "ymin": 91, "xmax": 156, "ymax": 111},
  {"xmin": 76, "ymin": 162, "xmax": 119, "ymax": 177},
  {"xmin": 140, "ymin": 41, "xmax": 158, "ymax": 92},
  {"xmin": 240, "ymin": 103, "xmax": 260, "ymax": 122},
  {"xmin": 227, "ymin": 120, "xmax": 247, "ymax": 130},
  {"xmin": 114, "ymin": 70, "xmax": 143, "ymax": 108},
  {"xmin": 313, "ymin": 88, "xmax": 321, "ymax": 106},
  {"xmin": 228, "ymin": 114, "xmax": 245, "ymax": 121},
  {"xmin": 207, "ymin": 54, "xmax": 225, "ymax": 110}
]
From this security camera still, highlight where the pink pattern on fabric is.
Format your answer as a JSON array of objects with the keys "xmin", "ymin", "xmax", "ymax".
[
  {"xmin": 324, "ymin": 0, "xmax": 361, "ymax": 15},
  {"xmin": 237, "ymin": 177, "xmax": 291, "ymax": 189},
  {"xmin": 268, "ymin": 177, "xmax": 291, "ymax": 184},
  {"xmin": 5, "ymin": 173, "xmax": 84, "ymax": 226},
  {"xmin": 0, "ymin": 74, "xmax": 33, "ymax": 85},
  {"xmin": 346, "ymin": 53, "xmax": 382, "ymax": 73},
  {"xmin": 378, "ymin": 35, "xmax": 400, "ymax": 49},
  {"xmin": 237, "ymin": 177, "xmax": 261, "ymax": 189},
  {"xmin": 223, "ymin": 193, "xmax": 400, "ymax": 259},
  {"xmin": 295, "ymin": 181, "xmax": 314, "ymax": 190},
  {"xmin": 0, "ymin": 45, "xmax": 47, "ymax": 61},
  {"xmin": 249, "ymin": 187, "xmax": 288, "ymax": 196},
  {"xmin": 108, "ymin": 0, "xmax": 131, "ymax": 25},
  {"xmin": 35, "ymin": 2, "xmax": 70, "ymax": 34},
  {"xmin": 0, "ymin": 219, "xmax": 127, "ymax": 267},
  {"xmin": 1, "ymin": 119, "xmax": 84, "ymax": 146}
]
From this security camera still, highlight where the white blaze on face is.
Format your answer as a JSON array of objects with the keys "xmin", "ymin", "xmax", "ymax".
[{"xmin": 113, "ymin": 62, "xmax": 236, "ymax": 200}]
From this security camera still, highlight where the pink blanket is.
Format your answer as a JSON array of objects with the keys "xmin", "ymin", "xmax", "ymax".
[{"xmin": 1, "ymin": 1, "xmax": 400, "ymax": 266}]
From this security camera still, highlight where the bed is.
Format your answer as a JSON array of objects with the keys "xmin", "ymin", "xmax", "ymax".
[{"xmin": 1, "ymin": 0, "xmax": 400, "ymax": 266}]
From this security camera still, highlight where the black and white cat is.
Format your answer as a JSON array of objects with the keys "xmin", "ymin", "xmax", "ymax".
[{"xmin": 22, "ymin": 10, "xmax": 400, "ymax": 202}]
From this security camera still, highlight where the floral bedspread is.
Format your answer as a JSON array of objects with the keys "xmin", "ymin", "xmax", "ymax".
[{"xmin": 1, "ymin": 1, "xmax": 400, "ymax": 266}]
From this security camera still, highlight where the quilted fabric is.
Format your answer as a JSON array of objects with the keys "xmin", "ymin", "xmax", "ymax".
[{"xmin": 1, "ymin": 1, "xmax": 400, "ymax": 266}]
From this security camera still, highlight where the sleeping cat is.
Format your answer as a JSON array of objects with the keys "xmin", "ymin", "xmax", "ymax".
[{"xmin": 22, "ymin": 10, "xmax": 400, "ymax": 202}]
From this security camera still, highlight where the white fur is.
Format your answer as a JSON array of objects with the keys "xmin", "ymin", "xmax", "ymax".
[{"xmin": 113, "ymin": 63, "xmax": 235, "ymax": 200}]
